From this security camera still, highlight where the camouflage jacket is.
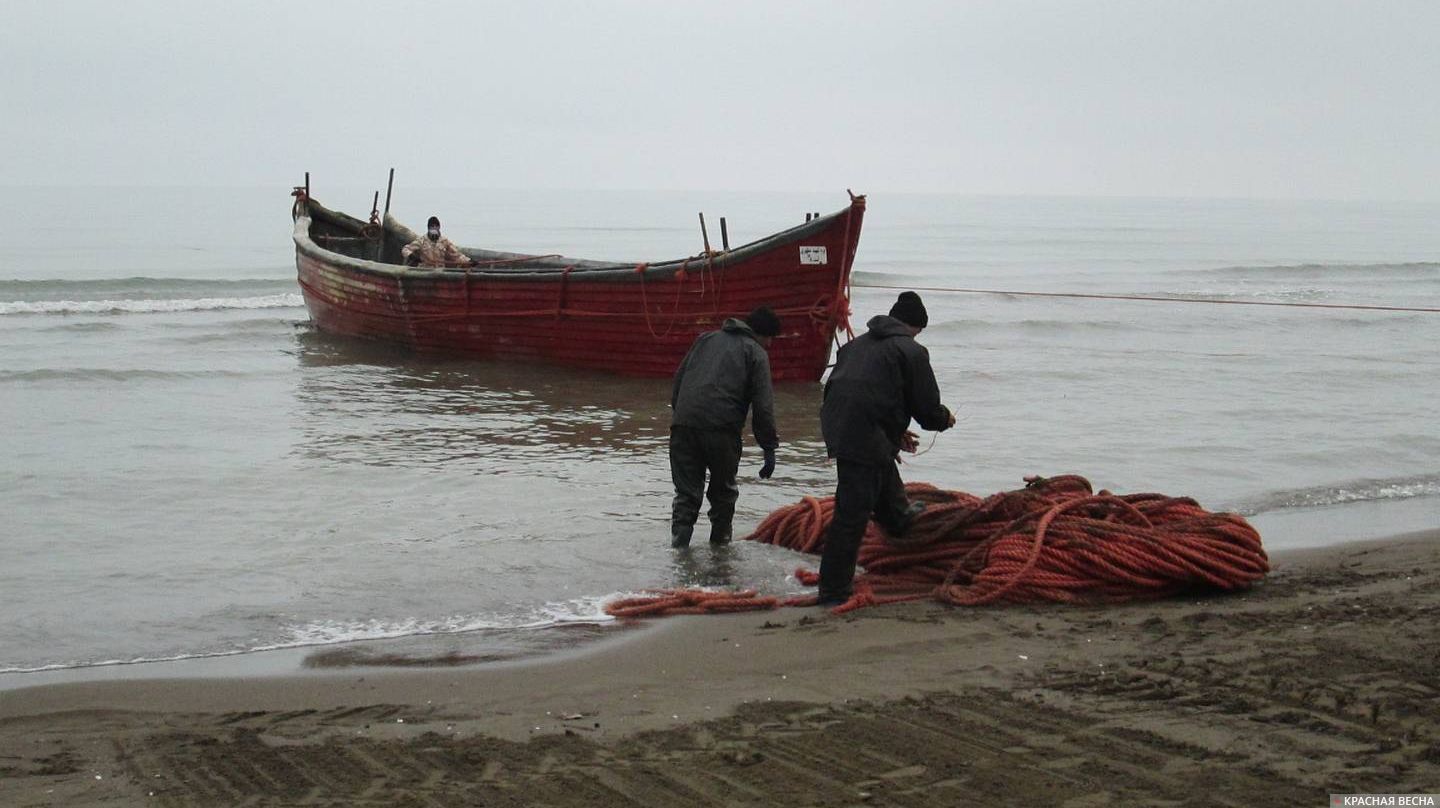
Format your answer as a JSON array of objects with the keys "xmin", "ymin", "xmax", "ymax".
[{"xmin": 401, "ymin": 235, "xmax": 471, "ymax": 268}]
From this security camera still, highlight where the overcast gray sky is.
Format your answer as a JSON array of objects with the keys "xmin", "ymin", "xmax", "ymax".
[{"xmin": 4, "ymin": 1, "xmax": 1437, "ymax": 200}]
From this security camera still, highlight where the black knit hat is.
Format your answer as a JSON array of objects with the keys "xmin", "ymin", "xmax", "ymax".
[
  {"xmin": 889, "ymin": 291, "xmax": 928, "ymax": 329},
  {"xmin": 427, "ymin": 216, "xmax": 441, "ymax": 228},
  {"xmin": 746, "ymin": 306, "xmax": 782, "ymax": 338}
]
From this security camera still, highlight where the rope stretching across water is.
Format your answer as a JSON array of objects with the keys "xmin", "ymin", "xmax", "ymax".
[
  {"xmin": 604, "ymin": 475, "xmax": 1269, "ymax": 618},
  {"xmin": 853, "ymin": 283, "xmax": 1440, "ymax": 314}
]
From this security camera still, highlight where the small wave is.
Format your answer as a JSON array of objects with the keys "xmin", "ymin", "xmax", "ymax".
[
  {"xmin": 1168, "ymin": 287, "xmax": 1340, "ymax": 304},
  {"xmin": 1295, "ymin": 314, "xmax": 1425, "ymax": 329},
  {"xmin": 0, "ymin": 596, "xmax": 618, "ymax": 675},
  {"xmin": 0, "ymin": 293, "xmax": 305, "ymax": 316},
  {"xmin": 851, "ymin": 270, "xmax": 894, "ymax": 284},
  {"xmin": 277, "ymin": 597, "xmax": 616, "ymax": 650},
  {"xmin": 0, "ymin": 368, "xmax": 260, "ymax": 383},
  {"xmin": 928, "ymin": 317, "xmax": 1134, "ymax": 334},
  {"xmin": 33, "ymin": 320, "xmax": 124, "ymax": 333},
  {"xmin": 0, "ymin": 276, "xmax": 295, "ymax": 298},
  {"xmin": 1233, "ymin": 473, "xmax": 1440, "ymax": 516},
  {"xmin": 1184, "ymin": 262, "xmax": 1440, "ymax": 279},
  {"xmin": 849, "ymin": 269, "xmax": 951, "ymax": 288}
]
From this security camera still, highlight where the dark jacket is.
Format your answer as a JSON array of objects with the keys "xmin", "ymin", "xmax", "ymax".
[
  {"xmin": 820, "ymin": 315, "xmax": 952, "ymax": 464},
  {"xmin": 671, "ymin": 318, "xmax": 779, "ymax": 450}
]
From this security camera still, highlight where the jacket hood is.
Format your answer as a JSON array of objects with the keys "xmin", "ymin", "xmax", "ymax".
[
  {"xmin": 864, "ymin": 314, "xmax": 916, "ymax": 340},
  {"xmin": 722, "ymin": 318, "xmax": 760, "ymax": 339}
]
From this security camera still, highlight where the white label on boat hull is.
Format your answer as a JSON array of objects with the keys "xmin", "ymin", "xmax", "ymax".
[{"xmin": 799, "ymin": 246, "xmax": 828, "ymax": 265}]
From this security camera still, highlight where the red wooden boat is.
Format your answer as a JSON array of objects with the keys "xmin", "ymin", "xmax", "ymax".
[{"xmin": 290, "ymin": 189, "xmax": 864, "ymax": 381}]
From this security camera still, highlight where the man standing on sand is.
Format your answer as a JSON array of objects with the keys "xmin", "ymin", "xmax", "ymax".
[
  {"xmin": 817, "ymin": 291, "xmax": 955, "ymax": 605},
  {"xmin": 401, "ymin": 216, "xmax": 479, "ymax": 268},
  {"xmin": 668, "ymin": 307, "xmax": 782, "ymax": 548}
]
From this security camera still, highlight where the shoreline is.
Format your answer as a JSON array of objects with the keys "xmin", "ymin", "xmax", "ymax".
[
  {"xmin": 2, "ymin": 494, "xmax": 1433, "ymax": 694},
  {"xmin": 3, "ymin": 526, "xmax": 1437, "ymax": 805},
  {"xmin": 0, "ymin": 619, "xmax": 646, "ymax": 694}
]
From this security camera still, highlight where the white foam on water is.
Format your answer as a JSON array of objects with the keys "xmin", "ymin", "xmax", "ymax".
[
  {"xmin": 0, "ymin": 293, "xmax": 305, "ymax": 315},
  {"xmin": 276, "ymin": 597, "xmax": 618, "ymax": 650},
  {"xmin": 0, "ymin": 595, "xmax": 621, "ymax": 675},
  {"xmin": 1234, "ymin": 475, "xmax": 1440, "ymax": 516}
]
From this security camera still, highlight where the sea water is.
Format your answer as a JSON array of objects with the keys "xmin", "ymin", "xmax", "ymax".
[{"xmin": 1, "ymin": 185, "xmax": 1437, "ymax": 678}]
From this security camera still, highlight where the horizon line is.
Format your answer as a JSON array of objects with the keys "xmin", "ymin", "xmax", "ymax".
[{"xmin": 2, "ymin": 183, "xmax": 1437, "ymax": 206}]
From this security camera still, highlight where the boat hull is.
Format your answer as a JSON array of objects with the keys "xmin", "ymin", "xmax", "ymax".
[{"xmin": 293, "ymin": 197, "xmax": 864, "ymax": 381}]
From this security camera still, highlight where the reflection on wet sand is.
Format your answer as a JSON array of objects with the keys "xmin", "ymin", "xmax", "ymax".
[
  {"xmin": 300, "ymin": 623, "xmax": 635, "ymax": 669},
  {"xmin": 289, "ymin": 328, "xmax": 826, "ymax": 472}
]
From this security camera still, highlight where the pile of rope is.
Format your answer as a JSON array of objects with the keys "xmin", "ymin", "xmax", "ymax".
[{"xmin": 604, "ymin": 475, "xmax": 1268, "ymax": 617}]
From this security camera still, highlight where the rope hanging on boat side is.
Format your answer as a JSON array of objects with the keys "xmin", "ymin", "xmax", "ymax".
[
  {"xmin": 290, "ymin": 187, "xmax": 309, "ymax": 220},
  {"xmin": 831, "ymin": 205, "xmax": 858, "ymax": 340},
  {"xmin": 706, "ymin": 242, "xmax": 729, "ymax": 316},
  {"xmin": 634, "ymin": 263, "xmax": 685, "ymax": 339},
  {"xmin": 555, "ymin": 266, "xmax": 575, "ymax": 319}
]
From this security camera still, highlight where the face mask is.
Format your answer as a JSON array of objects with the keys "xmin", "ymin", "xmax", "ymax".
[{"xmin": 427, "ymin": 228, "xmax": 440, "ymax": 241}]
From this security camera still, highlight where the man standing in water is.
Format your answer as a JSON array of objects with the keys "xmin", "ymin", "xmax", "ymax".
[
  {"xmin": 817, "ymin": 291, "xmax": 955, "ymax": 604},
  {"xmin": 668, "ymin": 307, "xmax": 782, "ymax": 548},
  {"xmin": 401, "ymin": 216, "xmax": 479, "ymax": 268}
]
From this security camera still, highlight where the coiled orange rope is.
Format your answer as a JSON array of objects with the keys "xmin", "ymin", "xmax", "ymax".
[{"xmin": 604, "ymin": 475, "xmax": 1268, "ymax": 618}]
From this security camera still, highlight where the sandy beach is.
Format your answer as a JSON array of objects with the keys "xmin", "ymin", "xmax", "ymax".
[{"xmin": 2, "ymin": 529, "xmax": 1437, "ymax": 807}]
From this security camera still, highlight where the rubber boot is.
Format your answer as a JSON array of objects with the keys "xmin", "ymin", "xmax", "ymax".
[
  {"xmin": 671, "ymin": 524, "xmax": 694, "ymax": 549},
  {"xmin": 888, "ymin": 501, "xmax": 928, "ymax": 538},
  {"xmin": 708, "ymin": 520, "xmax": 732, "ymax": 545}
]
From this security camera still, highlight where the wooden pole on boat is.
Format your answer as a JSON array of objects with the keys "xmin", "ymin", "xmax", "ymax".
[
  {"xmin": 366, "ymin": 190, "xmax": 381, "ymax": 261},
  {"xmin": 720, "ymin": 217, "xmax": 729, "ymax": 251},
  {"xmin": 380, "ymin": 168, "xmax": 396, "ymax": 262},
  {"xmin": 305, "ymin": 172, "xmax": 310, "ymax": 198},
  {"xmin": 698, "ymin": 212, "xmax": 712, "ymax": 254}
]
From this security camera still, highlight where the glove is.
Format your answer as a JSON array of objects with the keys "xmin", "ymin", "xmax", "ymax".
[{"xmin": 759, "ymin": 448, "xmax": 776, "ymax": 480}]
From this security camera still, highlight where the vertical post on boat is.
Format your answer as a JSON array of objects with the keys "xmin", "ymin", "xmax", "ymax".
[
  {"xmin": 805, "ymin": 213, "xmax": 812, "ymax": 222},
  {"xmin": 379, "ymin": 169, "xmax": 396, "ymax": 263},
  {"xmin": 720, "ymin": 217, "xmax": 729, "ymax": 251},
  {"xmin": 304, "ymin": 172, "xmax": 310, "ymax": 198},
  {"xmin": 698, "ymin": 212, "xmax": 712, "ymax": 254}
]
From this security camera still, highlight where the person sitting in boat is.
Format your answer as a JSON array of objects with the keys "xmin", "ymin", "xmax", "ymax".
[{"xmin": 401, "ymin": 216, "xmax": 479, "ymax": 268}]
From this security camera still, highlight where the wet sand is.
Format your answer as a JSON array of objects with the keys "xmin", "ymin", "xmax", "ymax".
[{"xmin": 2, "ymin": 530, "xmax": 1437, "ymax": 807}]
